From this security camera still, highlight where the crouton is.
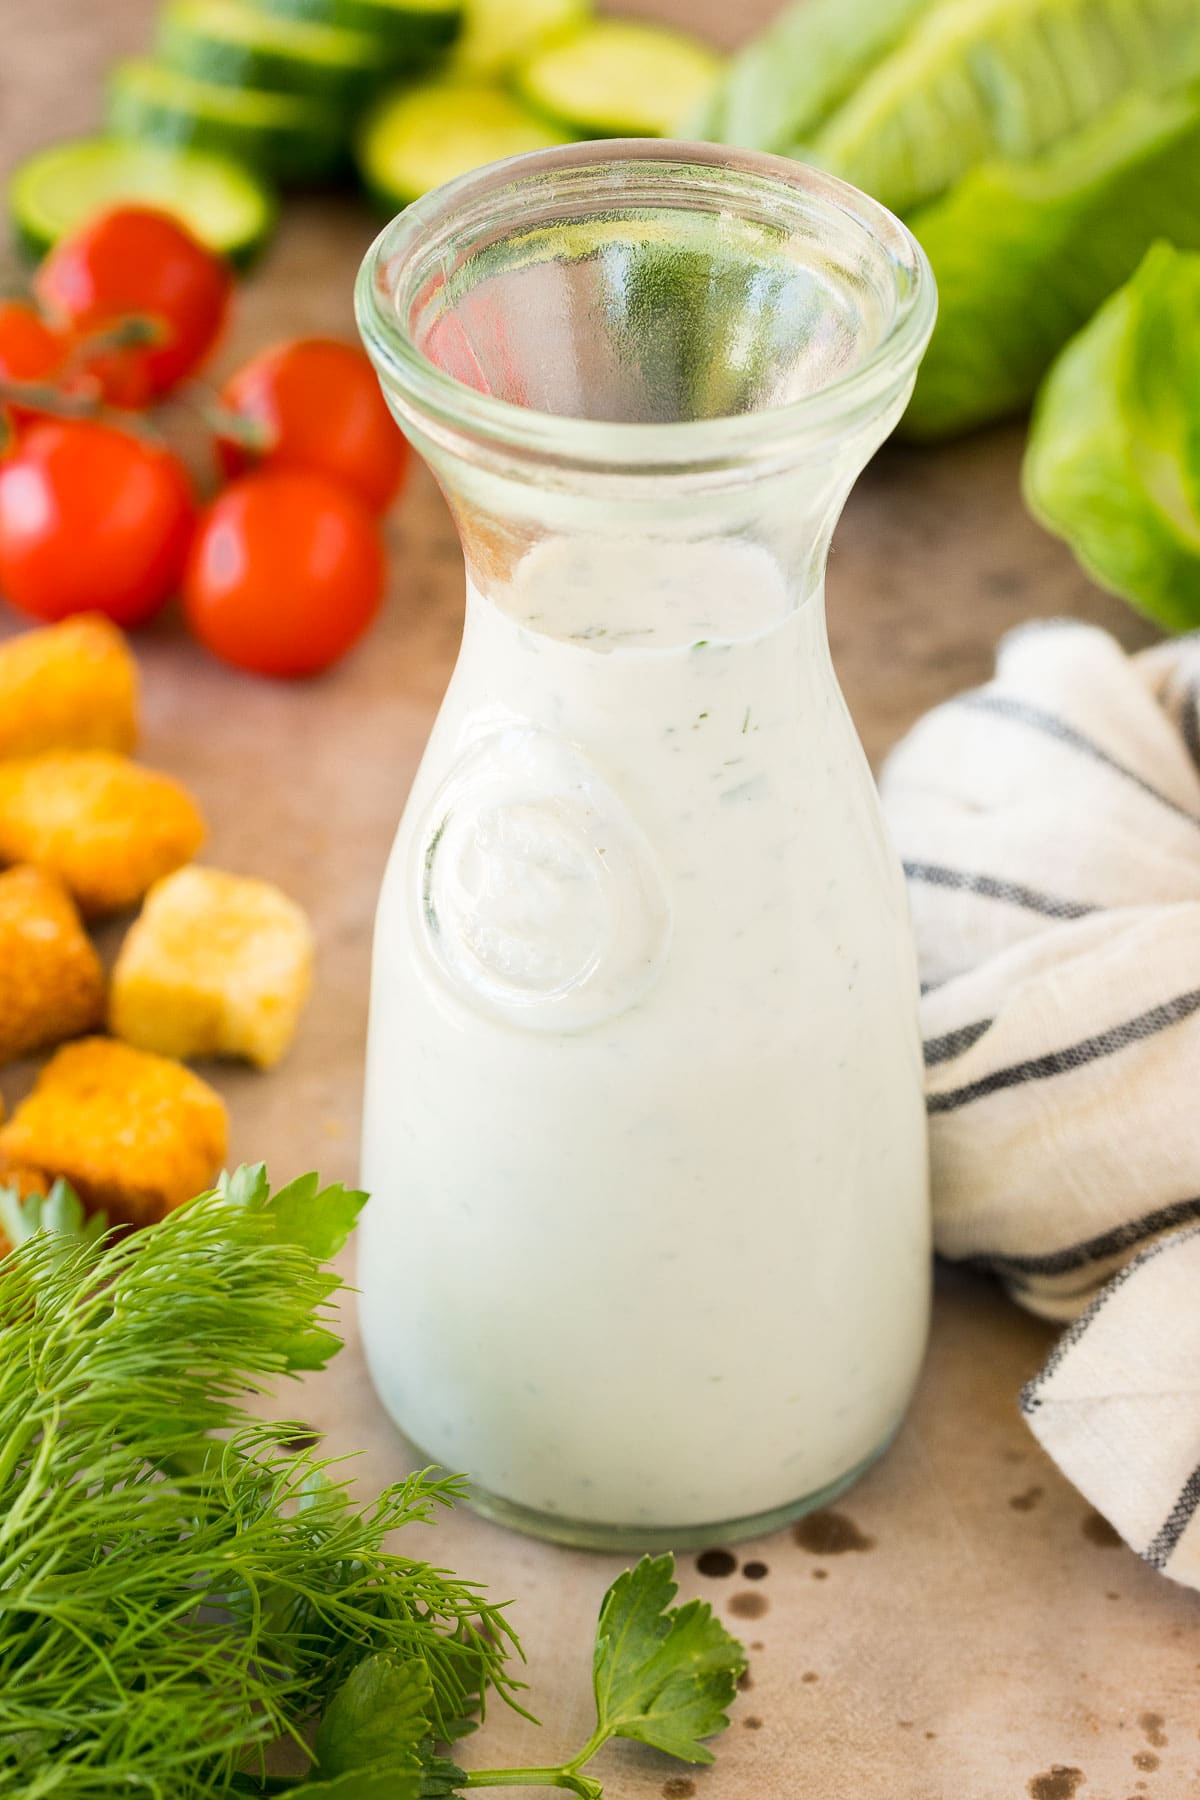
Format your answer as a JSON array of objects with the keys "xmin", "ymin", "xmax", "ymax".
[
  {"xmin": 0, "ymin": 752, "xmax": 205, "ymax": 915},
  {"xmin": 0, "ymin": 616, "xmax": 138, "ymax": 758},
  {"xmin": 111, "ymin": 866, "xmax": 314, "ymax": 1069},
  {"xmin": 0, "ymin": 865, "xmax": 105, "ymax": 1064},
  {"xmin": 0, "ymin": 1038, "xmax": 228, "ymax": 1228}
]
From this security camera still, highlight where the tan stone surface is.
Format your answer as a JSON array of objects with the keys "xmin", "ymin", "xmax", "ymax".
[{"xmin": 4, "ymin": 2, "xmax": 1195, "ymax": 1796}]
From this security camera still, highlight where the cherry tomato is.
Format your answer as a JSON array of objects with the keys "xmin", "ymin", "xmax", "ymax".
[
  {"xmin": 183, "ymin": 468, "xmax": 384, "ymax": 677},
  {"xmin": 35, "ymin": 206, "xmax": 231, "ymax": 406},
  {"xmin": 216, "ymin": 337, "xmax": 410, "ymax": 514},
  {"xmin": 0, "ymin": 302, "xmax": 71, "ymax": 422},
  {"xmin": 0, "ymin": 419, "xmax": 196, "ymax": 627}
]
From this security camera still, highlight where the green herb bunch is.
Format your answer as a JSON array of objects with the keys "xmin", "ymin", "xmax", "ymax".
[
  {"xmin": 0, "ymin": 1170, "xmax": 745, "ymax": 1798},
  {"xmin": 0, "ymin": 1168, "xmax": 517, "ymax": 1798}
]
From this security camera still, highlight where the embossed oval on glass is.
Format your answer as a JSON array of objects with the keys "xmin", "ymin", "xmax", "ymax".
[
  {"xmin": 417, "ymin": 723, "xmax": 671, "ymax": 1029},
  {"xmin": 356, "ymin": 140, "xmax": 937, "ymax": 1550}
]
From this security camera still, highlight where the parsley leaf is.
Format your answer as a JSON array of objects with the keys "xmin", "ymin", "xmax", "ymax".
[
  {"xmin": 0, "ymin": 1175, "xmax": 106, "ymax": 1257},
  {"xmin": 315, "ymin": 1654, "xmax": 431, "ymax": 1778},
  {"xmin": 418, "ymin": 1753, "xmax": 471, "ymax": 1796},
  {"xmin": 461, "ymin": 1556, "xmax": 745, "ymax": 1794},
  {"xmin": 590, "ymin": 1554, "xmax": 746, "ymax": 1763}
]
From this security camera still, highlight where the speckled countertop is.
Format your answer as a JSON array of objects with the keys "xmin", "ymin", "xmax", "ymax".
[{"xmin": 3, "ymin": 4, "xmax": 1194, "ymax": 1795}]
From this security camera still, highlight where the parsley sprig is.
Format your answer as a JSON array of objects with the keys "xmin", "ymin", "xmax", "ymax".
[{"xmin": 0, "ymin": 1170, "xmax": 745, "ymax": 1798}]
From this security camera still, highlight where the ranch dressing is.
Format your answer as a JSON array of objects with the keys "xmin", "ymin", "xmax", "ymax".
[{"xmin": 358, "ymin": 533, "xmax": 930, "ymax": 1538}]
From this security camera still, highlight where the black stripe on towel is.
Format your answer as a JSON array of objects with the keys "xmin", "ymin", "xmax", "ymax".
[
  {"xmin": 972, "ymin": 1196, "xmax": 1200, "ymax": 1279},
  {"xmin": 1021, "ymin": 1225, "xmax": 1200, "ymax": 1411},
  {"xmin": 1182, "ymin": 682, "xmax": 1200, "ymax": 776},
  {"xmin": 1145, "ymin": 1462, "xmax": 1200, "ymax": 1570},
  {"xmin": 959, "ymin": 692, "xmax": 1200, "ymax": 828},
  {"xmin": 927, "ymin": 987, "xmax": 1200, "ymax": 1115},
  {"xmin": 923, "ymin": 1018, "xmax": 993, "ymax": 1067},
  {"xmin": 903, "ymin": 861, "xmax": 1095, "ymax": 922}
]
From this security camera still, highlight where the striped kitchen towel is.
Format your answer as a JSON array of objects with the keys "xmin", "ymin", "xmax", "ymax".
[
  {"xmin": 881, "ymin": 619, "xmax": 1200, "ymax": 1587},
  {"xmin": 1020, "ymin": 1228, "xmax": 1200, "ymax": 1590}
]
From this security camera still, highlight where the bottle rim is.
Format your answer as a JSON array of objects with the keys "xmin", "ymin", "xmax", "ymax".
[{"xmin": 355, "ymin": 138, "xmax": 937, "ymax": 476}]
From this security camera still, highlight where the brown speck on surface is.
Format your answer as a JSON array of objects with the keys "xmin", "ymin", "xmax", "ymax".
[
  {"xmin": 728, "ymin": 1590, "xmax": 769, "ymax": 1620},
  {"xmin": 696, "ymin": 1547, "xmax": 737, "ymax": 1578},
  {"xmin": 742, "ymin": 1716, "xmax": 763, "ymax": 1731},
  {"xmin": 1009, "ymin": 1485, "xmax": 1044, "ymax": 1512},
  {"xmin": 281, "ymin": 1430, "xmax": 321, "ymax": 1453},
  {"xmin": 1002, "ymin": 1447, "xmax": 1025, "ymax": 1465},
  {"xmin": 742, "ymin": 1559, "xmax": 769, "ymax": 1579},
  {"xmin": 750, "ymin": 1640, "xmax": 764, "ymax": 1652},
  {"xmin": 812, "ymin": 1569, "xmax": 829, "ymax": 1580},
  {"xmin": 1133, "ymin": 1751, "xmax": 1159, "ymax": 1773},
  {"xmin": 1028, "ymin": 1767, "xmax": 1085, "ymax": 1800},
  {"xmin": 661, "ymin": 1781, "xmax": 695, "ymax": 1799},
  {"xmin": 925, "ymin": 1732, "xmax": 937, "ymax": 1742},
  {"xmin": 898, "ymin": 1720, "xmax": 914, "ymax": 1730},
  {"xmin": 802, "ymin": 1671, "xmax": 819, "ymax": 1683},
  {"xmin": 1107, "ymin": 1591, "xmax": 1121, "ymax": 1601},
  {"xmin": 984, "ymin": 568, "xmax": 1029, "ymax": 598},
  {"xmin": 1082, "ymin": 1508, "xmax": 1121, "ymax": 1548},
  {"xmin": 1139, "ymin": 1712, "xmax": 1167, "ymax": 1748},
  {"xmin": 737, "ymin": 1668, "xmax": 753, "ymax": 1691},
  {"xmin": 793, "ymin": 1509, "xmax": 875, "ymax": 1554}
]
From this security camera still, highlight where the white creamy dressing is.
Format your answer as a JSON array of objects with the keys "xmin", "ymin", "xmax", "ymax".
[{"xmin": 359, "ymin": 536, "xmax": 930, "ymax": 1530}]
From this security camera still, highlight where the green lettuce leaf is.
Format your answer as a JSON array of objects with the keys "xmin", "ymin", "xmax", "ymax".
[
  {"xmin": 1023, "ymin": 241, "xmax": 1200, "ymax": 632},
  {"xmin": 687, "ymin": 0, "xmax": 928, "ymax": 152},
  {"xmin": 808, "ymin": 0, "xmax": 1200, "ymax": 215},
  {"xmin": 697, "ymin": 0, "xmax": 1200, "ymax": 218},
  {"xmin": 903, "ymin": 84, "xmax": 1200, "ymax": 440}
]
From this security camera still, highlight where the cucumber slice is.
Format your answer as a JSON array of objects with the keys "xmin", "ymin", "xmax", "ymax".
[
  {"xmin": 451, "ymin": 0, "xmax": 587, "ymax": 80},
  {"xmin": 257, "ymin": 0, "xmax": 461, "ymax": 68},
  {"xmin": 517, "ymin": 19, "xmax": 721, "ymax": 138},
  {"xmin": 160, "ymin": 0, "xmax": 381, "ymax": 102},
  {"xmin": 8, "ymin": 135, "xmax": 276, "ymax": 268},
  {"xmin": 357, "ymin": 79, "xmax": 564, "ymax": 208},
  {"xmin": 108, "ymin": 58, "xmax": 347, "ymax": 182}
]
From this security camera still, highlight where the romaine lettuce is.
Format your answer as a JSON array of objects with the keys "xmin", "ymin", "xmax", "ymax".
[
  {"xmin": 1023, "ymin": 242, "xmax": 1200, "ymax": 633},
  {"xmin": 809, "ymin": 0, "xmax": 1200, "ymax": 215},
  {"xmin": 902, "ymin": 86, "xmax": 1200, "ymax": 441},
  {"xmin": 698, "ymin": 0, "xmax": 1200, "ymax": 218},
  {"xmin": 687, "ymin": 0, "xmax": 929, "ymax": 154}
]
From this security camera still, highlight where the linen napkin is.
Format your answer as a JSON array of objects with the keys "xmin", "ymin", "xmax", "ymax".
[{"xmin": 880, "ymin": 619, "xmax": 1200, "ymax": 1588}]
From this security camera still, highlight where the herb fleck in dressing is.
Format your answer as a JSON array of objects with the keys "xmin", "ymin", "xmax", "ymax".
[{"xmin": 359, "ymin": 536, "xmax": 930, "ymax": 1532}]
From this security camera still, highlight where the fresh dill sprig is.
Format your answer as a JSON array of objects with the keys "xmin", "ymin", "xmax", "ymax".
[{"xmin": 0, "ymin": 1168, "xmax": 521, "ymax": 1799}]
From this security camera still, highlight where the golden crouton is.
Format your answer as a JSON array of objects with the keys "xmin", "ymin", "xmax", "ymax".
[
  {"xmin": 0, "ymin": 752, "xmax": 205, "ymax": 916},
  {"xmin": 111, "ymin": 866, "xmax": 314, "ymax": 1069},
  {"xmin": 0, "ymin": 1038, "xmax": 228, "ymax": 1228},
  {"xmin": 0, "ymin": 865, "xmax": 105, "ymax": 1064},
  {"xmin": 0, "ymin": 616, "xmax": 138, "ymax": 758}
]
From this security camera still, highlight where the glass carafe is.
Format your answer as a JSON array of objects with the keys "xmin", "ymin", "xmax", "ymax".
[{"xmin": 356, "ymin": 140, "xmax": 936, "ymax": 1550}]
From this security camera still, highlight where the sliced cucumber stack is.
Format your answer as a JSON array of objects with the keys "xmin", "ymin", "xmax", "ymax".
[
  {"xmin": 450, "ymin": 0, "xmax": 587, "ymax": 79},
  {"xmin": 517, "ymin": 19, "xmax": 721, "ymax": 138},
  {"xmin": 159, "ymin": 0, "xmax": 381, "ymax": 103},
  {"xmin": 108, "ymin": 58, "xmax": 347, "ymax": 181},
  {"xmin": 357, "ymin": 80, "xmax": 563, "ymax": 209},
  {"xmin": 9, "ymin": 135, "xmax": 276, "ymax": 266},
  {"xmin": 257, "ymin": 0, "xmax": 462, "ymax": 68}
]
